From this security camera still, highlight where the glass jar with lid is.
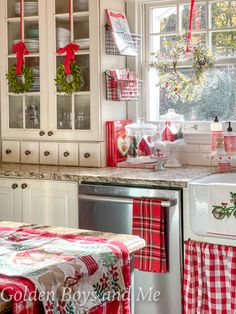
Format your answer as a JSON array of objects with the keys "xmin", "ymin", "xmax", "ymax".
[
  {"xmin": 125, "ymin": 118, "xmax": 158, "ymax": 160},
  {"xmin": 159, "ymin": 109, "xmax": 184, "ymax": 144}
]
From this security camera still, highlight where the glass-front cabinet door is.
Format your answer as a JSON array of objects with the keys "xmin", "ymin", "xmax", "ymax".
[
  {"xmin": 0, "ymin": 0, "xmax": 48, "ymax": 139},
  {"xmin": 47, "ymin": 0, "xmax": 100, "ymax": 141}
]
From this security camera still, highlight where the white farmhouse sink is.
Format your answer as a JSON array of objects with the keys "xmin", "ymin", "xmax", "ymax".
[
  {"xmin": 189, "ymin": 173, "xmax": 236, "ymax": 239},
  {"xmin": 191, "ymin": 173, "xmax": 236, "ymax": 185}
]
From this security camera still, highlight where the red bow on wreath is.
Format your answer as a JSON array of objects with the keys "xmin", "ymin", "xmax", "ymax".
[
  {"xmin": 13, "ymin": 41, "xmax": 29, "ymax": 75},
  {"xmin": 57, "ymin": 43, "xmax": 80, "ymax": 75}
]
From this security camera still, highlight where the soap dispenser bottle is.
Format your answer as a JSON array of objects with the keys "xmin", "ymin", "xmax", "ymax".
[
  {"xmin": 210, "ymin": 116, "xmax": 222, "ymax": 152},
  {"xmin": 224, "ymin": 122, "xmax": 236, "ymax": 155}
]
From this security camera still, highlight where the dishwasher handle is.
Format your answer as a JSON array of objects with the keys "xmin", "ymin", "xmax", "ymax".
[{"xmin": 79, "ymin": 194, "xmax": 177, "ymax": 207}]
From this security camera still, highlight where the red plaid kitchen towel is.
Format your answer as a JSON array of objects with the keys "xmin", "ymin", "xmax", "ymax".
[
  {"xmin": 132, "ymin": 198, "xmax": 167, "ymax": 272},
  {"xmin": 183, "ymin": 240, "xmax": 236, "ymax": 314}
]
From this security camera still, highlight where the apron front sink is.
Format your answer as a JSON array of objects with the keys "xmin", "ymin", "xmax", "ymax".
[{"xmin": 189, "ymin": 173, "xmax": 236, "ymax": 239}]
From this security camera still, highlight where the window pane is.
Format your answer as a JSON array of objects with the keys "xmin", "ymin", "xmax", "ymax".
[
  {"xmin": 191, "ymin": 33, "xmax": 207, "ymax": 44},
  {"xmin": 212, "ymin": 31, "xmax": 236, "ymax": 56},
  {"xmin": 158, "ymin": 66, "xmax": 236, "ymax": 121},
  {"xmin": 151, "ymin": 7, "xmax": 177, "ymax": 33},
  {"xmin": 151, "ymin": 35, "xmax": 178, "ymax": 54},
  {"xmin": 180, "ymin": 3, "xmax": 206, "ymax": 32},
  {"xmin": 211, "ymin": 1, "xmax": 236, "ymax": 29}
]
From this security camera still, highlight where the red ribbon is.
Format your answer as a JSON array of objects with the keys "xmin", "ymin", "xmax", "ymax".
[
  {"xmin": 12, "ymin": 0, "xmax": 29, "ymax": 75},
  {"xmin": 57, "ymin": 43, "xmax": 80, "ymax": 74},
  {"xmin": 110, "ymin": 12, "xmax": 126, "ymax": 19},
  {"xmin": 13, "ymin": 41, "xmax": 29, "ymax": 75},
  {"xmin": 186, "ymin": 0, "xmax": 195, "ymax": 52}
]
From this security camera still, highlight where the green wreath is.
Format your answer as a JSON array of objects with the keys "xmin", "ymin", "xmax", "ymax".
[
  {"xmin": 6, "ymin": 65, "xmax": 34, "ymax": 94},
  {"xmin": 151, "ymin": 36, "xmax": 215, "ymax": 102},
  {"xmin": 55, "ymin": 61, "xmax": 84, "ymax": 95}
]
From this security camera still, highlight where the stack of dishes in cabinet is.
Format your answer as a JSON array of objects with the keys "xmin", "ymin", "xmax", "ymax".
[
  {"xmin": 15, "ymin": 2, "xmax": 38, "ymax": 15},
  {"xmin": 75, "ymin": 38, "xmax": 90, "ymax": 50},
  {"xmin": 75, "ymin": 0, "xmax": 88, "ymax": 11},
  {"xmin": 13, "ymin": 39, "xmax": 39, "ymax": 53},
  {"xmin": 30, "ymin": 67, "xmax": 40, "ymax": 92},
  {"xmin": 56, "ymin": 27, "xmax": 70, "ymax": 49}
]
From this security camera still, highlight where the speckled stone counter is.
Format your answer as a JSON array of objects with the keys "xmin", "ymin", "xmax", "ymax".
[{"xmin": 0, "ymin": 163, "xmax": 217, "ymax": 188}]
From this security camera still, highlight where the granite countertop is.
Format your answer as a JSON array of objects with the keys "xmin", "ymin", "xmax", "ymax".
[{"xmin": 0, "ymin": 163, "xmax": 217, "ymax": 188}]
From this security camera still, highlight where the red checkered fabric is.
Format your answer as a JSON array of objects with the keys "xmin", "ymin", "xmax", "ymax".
[
  {"xmin": 132, "ymin": 198, "xmax": 167, "ymax": 273},
  {"xmin": 183, "ymin": 240, "xmax": 236, "ymax": 314}
]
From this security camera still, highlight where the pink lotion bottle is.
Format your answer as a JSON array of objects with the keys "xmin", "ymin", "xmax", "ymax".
[
  {"xmin": 211, "ymin": 116, "xmax": 222, "ymax": 153},
  {"xmin": 224, "ymin": 122, "xmax": 236, "ymax": 155}
]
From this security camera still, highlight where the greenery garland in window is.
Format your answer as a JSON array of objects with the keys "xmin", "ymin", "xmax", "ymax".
[
  {"xmin": 6, "ymin": 65, "xmax": 34, "ymax": 94},
  {"xmin": 55, "ymin": 61, "xmax": 84, "ymax": 95},
  {"xmin": 151, "ymin": 36, "xmax": 215, "ymax": 102}
]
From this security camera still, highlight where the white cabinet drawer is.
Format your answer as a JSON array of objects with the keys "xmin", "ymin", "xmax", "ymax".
[
  {"xmin": 40, "ymin": 142, "xmax": 58, "ymax": 165},
  {"xmin": 59, "ymin": 143, "xmax": 78, "ymax": 166},
  {"xmin": 21, "ymin": 142, "xmax": 39, "ymax": 164},
  {"xmin": 79, "ymin": 142, "xmax": 105, "ymax": 167},
  {"xmin": 2, "ymin": 141, "xmax": 20, "ymax": 163}
]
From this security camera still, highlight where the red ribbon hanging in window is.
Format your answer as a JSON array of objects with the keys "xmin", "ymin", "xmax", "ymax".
[
  {"xmin": 12, "ymin": 0, "xmax": 29, "ymax": 74},
  {"xmin": 186, "ymin": 0, "xmax": 195, "ymax": 52},
  {"xmin": 57, "ymin": 0, "xmax": 80, "ymax": 75}
]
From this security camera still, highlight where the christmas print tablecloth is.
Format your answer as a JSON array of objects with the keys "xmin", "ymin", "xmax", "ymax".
[{"xmin": 0, "ymin": 226, "xmax": 130, "ymax": 314}]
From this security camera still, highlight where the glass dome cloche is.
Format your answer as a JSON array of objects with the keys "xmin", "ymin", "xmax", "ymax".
[
  {"xmin": 159, "ymin": 109, "xmax": 185, "ymax": 168},
  {"xmin": 159, "ymin": 109, "xmax": 184, "ymax": 144},
  {"xmin": 125, "ymin": 118, "xmax": 158, "ymax": 162}
]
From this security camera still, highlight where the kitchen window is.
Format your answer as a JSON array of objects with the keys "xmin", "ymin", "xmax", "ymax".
[{"xmin": 144, "ymin": 0, "xmax": 236, "ymax": 123}]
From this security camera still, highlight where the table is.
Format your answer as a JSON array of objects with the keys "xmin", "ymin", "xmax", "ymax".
[{"xmin": 0, "ymin": 221, "xmax": 145, "ymax": 313}]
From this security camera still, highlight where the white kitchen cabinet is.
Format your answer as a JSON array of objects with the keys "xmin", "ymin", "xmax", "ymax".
[
  {"xmin": 2, "ymin": 140, "xmax": 20, "ymax": 163},
  {"xmin": 0, "ymin": 178, "xmax": 22, "ymax": 222},
  {"xmin": 0, "ymin": 0, "xmax": 127, "ymax": 167},
  {"xmin": 0, "ymin": 178, "xmax": 78, "ymax": 228},
  {"xmin": 22, "ymin": 180, "xmax": 78, "ymax": 228}
]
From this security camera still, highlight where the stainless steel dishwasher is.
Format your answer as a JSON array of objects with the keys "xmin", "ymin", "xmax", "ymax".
[{"xmin": 78, "ymin": 183, "xmax": 183, "ymax": 314}]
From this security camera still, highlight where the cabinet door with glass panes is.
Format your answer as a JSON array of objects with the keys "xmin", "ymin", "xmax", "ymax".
[
  {"xmin": 0, "ymin": 0, "xmax": 48, "ymax": 139},
  {"xmin": 47, "ymin": 0, "xmax": 100, "ymax": 141}
]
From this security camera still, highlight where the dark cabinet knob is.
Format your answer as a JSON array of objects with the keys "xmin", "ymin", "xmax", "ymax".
[
  {"xmin": 21, "ymin": 183, "xmax": 27, "ymax": 189},
  {"xmin": 84, "ymin": 153, "xmax": 90, "ymax": 159},
  {"xmin": 12, "ymin": 183, "xmax": 18, "ymax": 190},
  {"xmin": 39, "ymin": 130, "xmax": 45, "ymax": 136},
  {"xmin": 5, "ymin": 149, "xmax": 11, "ymax": 155},
  {"xmin": 63, "ymin": 151, "xmax": 70, "ymax": 157},
  {"xmin": 44, "ymin": 151, "xmax": 50, "ymax": 156},
  {"xmin": 25, "ymin": 150, "xmax": 31, "ymax": 156},
  {"xmin": 48, "ymin": 131, "xmax": 53, "ymax": 136}
]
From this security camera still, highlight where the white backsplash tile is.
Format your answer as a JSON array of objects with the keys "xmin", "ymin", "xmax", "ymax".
[{"xmin": 187, "ymin": 152, "xmax": 211, "ymax": 166}]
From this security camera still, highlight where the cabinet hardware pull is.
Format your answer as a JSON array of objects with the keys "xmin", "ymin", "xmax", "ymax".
[
  {"xmin": 5, "ymin": 149, "xmax": 11, "ymax": 155},
  {"xmin": 39, "ymin": 130, "xmax": 45, "ymax": 136},
  {"xmin": 84, "ymin": 153, "xmax": 90, "ymax": 158},
  {"xmin": 63, "ymin": 151, "xmax": 70, "ymax": 157},
  {"xmin": 12, "ymin": 183, "xmax": 18, "ymax": 190},
  {"xmin": 21, "ymin": 183, "xmax": 27, "ymax": 189},
  {"xmin": 25, "ymin": 150, "xmax": 31, "ymax": 156},
  {"xmin": 44, "ymin": 151, "xmax": 50, "ymax": 156},
  {"xmin": 48, "ymin": 131, "xmax": 54, "ymax": 136}
]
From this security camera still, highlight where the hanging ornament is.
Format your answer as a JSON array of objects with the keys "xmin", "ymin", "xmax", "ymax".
[
  {"xmin": 55, "ymin": 0, "xmax": 84, "ymax": 95},
  {"xmin": 6, "ymin": 0, "xmax": 34, "ymax": 94}
]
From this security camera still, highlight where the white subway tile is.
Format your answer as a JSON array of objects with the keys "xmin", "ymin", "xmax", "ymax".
[
  {"xmin": 199, "ymin": 145, "xmax": 211, "ymax": 153},
  {"xmin": 187, "ymin": 152, "xmax": 211, "ymax": 166},
  {"xmin": 178, "ymin": 144, "xmax": 200, "ymax": 153}
]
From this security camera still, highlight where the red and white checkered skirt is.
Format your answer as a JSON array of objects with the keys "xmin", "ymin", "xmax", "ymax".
[{"xmin": 183, "ymin": 240, "xmax": 236, "ymax": 314}]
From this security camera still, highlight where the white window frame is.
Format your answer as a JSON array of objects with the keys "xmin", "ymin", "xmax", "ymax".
[{"xmin": 136, "ymin": 0, "xmax": 236, "ymax": 138}]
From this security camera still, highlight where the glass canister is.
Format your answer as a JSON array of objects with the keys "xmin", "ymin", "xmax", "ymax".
[
  {"xmin": 125, "ymin": 118, "xmax": 158, "ymax": 159},
  {"xmin": 159, "ymin": 109, "xmax": 184, "ymax": 144}
]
